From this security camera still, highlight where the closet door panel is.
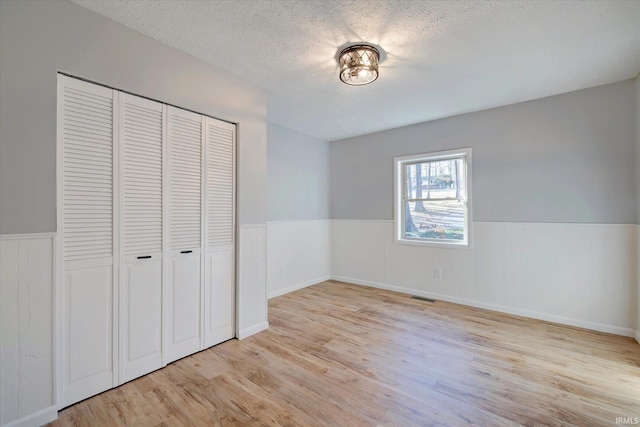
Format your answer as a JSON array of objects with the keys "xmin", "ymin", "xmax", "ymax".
[
  {"xmin": 204, "ymin": 118, "xmax": 236, "ymax": 347},
  {"xmin": 168, "ymin": 107, "xmax": 202, "ymax": 253},
  {"xmin": 121, "ymin": 259, "xmax": 162, "ymax": 381},
  {"xmin": 59, "ymin": 75, "xmax": 116, "ymax": 406},
  {"xmin": 63, "ymin": 264, "xmax": 113, "ymax": 406},
  {"xmin": 121, "ymin": 94, "xmax": 163, "ymax": 257},
  {"xmin": 125, "ymin": 261, "xmax": 162, "ymax": 359},
  {"xmin": 62, "ymin": 80, "xmax": 114, "ymax": 263},
  {"xmin": 205, "ymin": 120, "xmax": 234, "ymax": 249},
  {"xmin": 168, "ymin": 253, "xmax": 201, "ymax": 361},
  {"xmin": 205, "ymin": 250, "xmax": 234, "ymax": 346},
  {"xmin": 166, "ymin": 106, "xmax": 203, "ymax": 363},
  {"xmin": 119, "ymin": 93, "xmax": 163, "ymax": 383}
]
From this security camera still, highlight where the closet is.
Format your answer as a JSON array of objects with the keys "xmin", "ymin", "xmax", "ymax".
[{"xmin": 58, "ymin": 75, "xmax": 236, "ymax": 407}]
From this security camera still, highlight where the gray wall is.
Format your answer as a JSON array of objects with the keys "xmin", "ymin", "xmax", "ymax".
[
  {"xmin": 0, "ymin": 0, "xmax": 267, "ymax": 233},
  {"xmin": 267, "ymin": 122, "xmax": 330, "ymax": 221},
  {"xmin": 331, "ymin": 80, "xmax": 637, "ymax": 224}
]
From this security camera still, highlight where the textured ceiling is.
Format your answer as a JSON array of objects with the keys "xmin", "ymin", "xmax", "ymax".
[{"xmin": 71, "ymin": 0, "xmax": 640, "ymax": 141}]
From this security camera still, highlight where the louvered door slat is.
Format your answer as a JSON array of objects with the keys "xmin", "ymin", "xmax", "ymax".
[
  {"xmin": 206, "ymin": 119, "xmax": 235, "ymax": 248},
  {"xmin": 168, "ymin": 107, "xmax": 201, "ymax": 251},
  {"xmin": 62, "ymin": 79, "xmax": 114, "ymax": 263},
  {"xmin": 121, "ymin": 94, "xmax": 163, "ymax": 257}
]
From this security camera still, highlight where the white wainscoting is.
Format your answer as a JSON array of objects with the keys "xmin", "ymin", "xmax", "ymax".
[
  {"xmin": 267, "ymin": 220, "xmax": 331, "ymax": 299},
  {"xmin": 0, "ymin": 233, "xmax": 57, "ymax": 427},
  {"xmin": 332, "ymin": 220, "xmax": 637, "ymax": 337},
  {"xmin": 237, "ymin": 225, "xmax": 268, "ymax": 339}
]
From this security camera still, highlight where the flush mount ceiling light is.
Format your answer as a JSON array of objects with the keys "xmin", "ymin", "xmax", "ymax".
[{"xmin": 339, "ymin": 44, "xmax": 380, "ymax": 86}]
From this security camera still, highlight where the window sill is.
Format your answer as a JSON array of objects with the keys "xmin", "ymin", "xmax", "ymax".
[{"xmin": 394, "ymin": 237, "xmax": 473, "ymax": 250}]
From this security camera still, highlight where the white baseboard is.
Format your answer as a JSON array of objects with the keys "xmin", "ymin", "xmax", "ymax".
[
  {"xmin": 331, "ymin": 275, "xmax": 636, "ymax": 338},
  {"xmin": 237, "ymin": 321, "xmax": 269, "ymax": 340},
  {"xmin": 635, "ymin": 330, "xmax": 640, "ymax": 345},
  {"xmin": 268, "ymin": 276, "xmax": 331, "ymax": 299},
  {"xmin": 2, "ymin": 405, "xmax": 58, "ymax": 427}
]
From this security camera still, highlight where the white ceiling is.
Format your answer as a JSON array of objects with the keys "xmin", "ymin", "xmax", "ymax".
[{"xmin": 72, "ymin": 0, "xmax": 640, "ymax": 141}]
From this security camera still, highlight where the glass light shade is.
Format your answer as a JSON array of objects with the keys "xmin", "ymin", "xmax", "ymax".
[{"xmin": 339, "ymin": 45, "xmax": 379, "ymax": 86}]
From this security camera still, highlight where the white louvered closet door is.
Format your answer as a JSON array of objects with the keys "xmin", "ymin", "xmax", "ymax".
[
  {"xmin": 204, "ymin": 117, "xmax": 236, "ymax": 347},
  {"xmin": 59, "ymin": 75, "xmax": 117, "ymax": 406},
  {"xmin": 118, "ymin": 93, "xmax": 164, "ymax": 383},
  {"xmin": 166, "ymin": 106, "xmax": 204, "ymax": 363}
]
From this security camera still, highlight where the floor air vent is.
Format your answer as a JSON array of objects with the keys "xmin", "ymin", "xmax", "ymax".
[{"xmin": 411, "ymin": 296, "xmax": 436, "ymax": 303}]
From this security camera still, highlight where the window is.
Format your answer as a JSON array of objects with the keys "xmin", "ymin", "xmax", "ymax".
[{"xmin": 394, "ymin": 148, "xmax": 472, "ymax": 247}]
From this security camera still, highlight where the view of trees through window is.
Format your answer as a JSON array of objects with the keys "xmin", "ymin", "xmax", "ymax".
[{"xmin": 404, "ymin": 157, "xmax": 466, "ymax": 241}]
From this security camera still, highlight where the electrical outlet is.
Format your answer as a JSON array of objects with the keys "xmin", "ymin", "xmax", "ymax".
[
  {"xmin": 279, "ymin": 265, "xmax": 285, "ymax": 276},
  {"xmin": 433, "ymin": 268, "xmax": 442, "ymax": 279}
]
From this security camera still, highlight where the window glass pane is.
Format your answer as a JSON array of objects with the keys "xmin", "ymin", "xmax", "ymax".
[
  {"xmin": 405, "ymin": 200, "xmax": 465, "ymax": 240},
  {"xmin": 404, "ymin": 158, "xmax": 465, "ymax": 200}
]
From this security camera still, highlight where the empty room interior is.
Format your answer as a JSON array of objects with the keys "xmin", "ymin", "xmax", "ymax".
[{"xmin": 1, "ymin": 0, "xmax": 640, "ymax": 426}]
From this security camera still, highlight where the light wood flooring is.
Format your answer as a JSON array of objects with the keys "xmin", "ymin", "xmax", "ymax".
[{"xmin": 50, "ymin": 280, "xmax": 640, "ymax": 426}]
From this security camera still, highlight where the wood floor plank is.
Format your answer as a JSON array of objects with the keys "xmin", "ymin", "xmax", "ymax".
[{"xmin": 49, "ymin": 280, "xmax": 640, "ymax": 426}]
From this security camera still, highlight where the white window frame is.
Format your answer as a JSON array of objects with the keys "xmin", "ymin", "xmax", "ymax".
[{"xmin": 394, "ymin": 148, "xmax": 472, "ymax": 248}]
